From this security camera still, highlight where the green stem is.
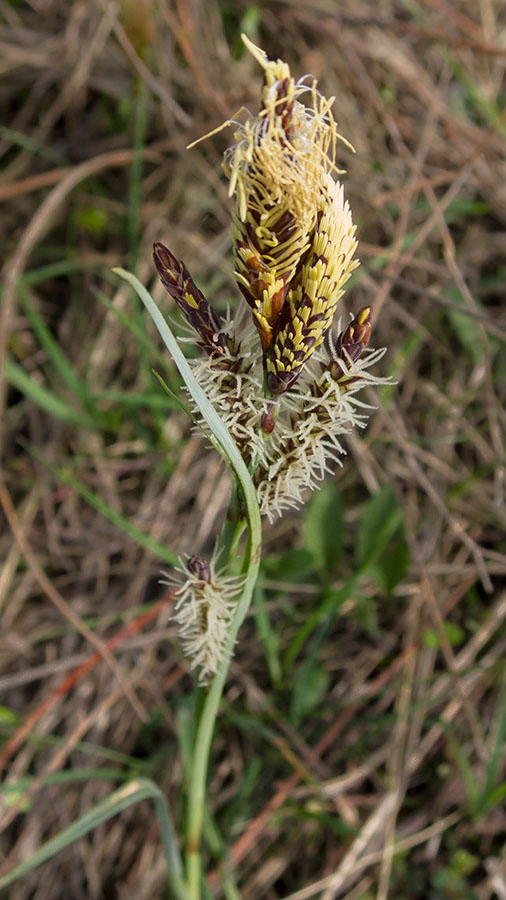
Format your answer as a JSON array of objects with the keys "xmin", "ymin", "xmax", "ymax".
[
  {"xmin": 185, "ymin": 498, "xmax": 257, "ymax": 898},
  {"xmin": 112, "ymin": 271, "xmax": 262, "ymax": 900},
  {"xmin": 215, "ymin": 480, "xmax": 243, "ymax": 565}
]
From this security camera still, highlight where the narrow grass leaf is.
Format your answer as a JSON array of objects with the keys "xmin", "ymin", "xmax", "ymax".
[
  {"xmin": 112, "ymin": 268, "xmax": 261, "ymax": 551},
  {"xmin": 29, "ymin": 447, "xmax": 179, "ymax": 566},
  {"xmin": 284, "ymin": 580, "xmax": 352, "ymax": 670},
  {"xmin": 1, "ymin": 768, "xmax": 126, "ymax": 804},
  {"xmin": 128, "ymin": 78, "xmax": 148, "ymax": 273},
  {"xmin": 151, "ymin": 369, "xmax": 195, "ymax": 419},
  {"xmin": 6, "ymin": 359, "xmax": 91, "ymax": 427},
  {"xmin": 91, "ymin": 388, "xmax": 180, "ymax": 410},
  {"xmin": 444, "ymin": 286, "xmax": 484, "ymax": 366},
  {"xmin": 113, "ymin": 268, "xmax": 262, "ymax": 895},
  {"xmin": 19, "ymin": 287, "xmax": 89, "ymax": 406},
  {"xmin": 447, "ymin": 735, "xmax": 480, "ymax": 814},
  {"xmin": 0, "ymin": 778, "xmax": 187, "ymax": 899},
  {"xmin": 253, "ymin": 576, "xmax": 282, "ymax": 687},
  {"xmin": 480, "ymin": 781, "xmax": 506, "ymax": 815},
  {"xmin": 0, "ymin": 125, "xmax": 67, "ymax": 165},
  {"xmin": 95, "ymin": 288, "xmax": 172, "ymax": 369},
  {"xmin": 482, "ymin": 674, "xmax": 506, "ymax": 808},
  {"xmin": 287, "ymin": 490, "xmax": 403, "ymax": 666}
]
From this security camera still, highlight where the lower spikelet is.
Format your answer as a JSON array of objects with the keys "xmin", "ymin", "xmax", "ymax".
[{"xmin": 162, "ymin": 555, "xmax": 245, "ymax": 683}]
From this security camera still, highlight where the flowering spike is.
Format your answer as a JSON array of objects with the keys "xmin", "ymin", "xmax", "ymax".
[
  {"xmin": 335, "ymin": 306, "xmax": 372, "ymax": 365},
  {"xmin": 153, "ymin": 242, "xmax": 230, "ymax": 358},
  {"xmin": 261, "ymin": 400, "xmax": 279, "ymax": 434},
  {"xmin": 328, "ymin": 306, "xmax": 373, "ymax": 389},
  {"xmin": 225, "ymin": 38, "xmax": 354, "ymax": 357},
  {"xmin": 187, "ymin": 554, "xmax": 211, "ymax": 583},
  {"xmin": 161, "ymin": 554, "xmax": 244, "ymax": 684},
  {"xmin": 152, "ymin": 42, "xmax": 389, "ymax": 525},
  {"xmin": 265, "ymin": 177, "xmax": 359, "ymax": 394}
]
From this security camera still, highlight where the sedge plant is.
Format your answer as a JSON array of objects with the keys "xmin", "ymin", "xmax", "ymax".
[
  {"xmin": 0, "ymin": 36, "xmax": 389, "ymax": 900},
  {"xmin": 119, "ymin": 36, "xmax": 389, "ymax": 898},
  {"xmin": 117, "ymin": 35, "xmax": 389, "ymax": 899}
]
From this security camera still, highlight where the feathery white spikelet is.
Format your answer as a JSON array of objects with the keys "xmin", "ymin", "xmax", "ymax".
[
  {"xmin": 186, "ymin": 312, "xmax": 268, "ymax": 465},
  {"xmin": 162, "ymin": 554, "xmax": 245, "ymax": 684},
  {"xmin": 255, "ymin": 331, "xmax": 390, "ymax": 520}
]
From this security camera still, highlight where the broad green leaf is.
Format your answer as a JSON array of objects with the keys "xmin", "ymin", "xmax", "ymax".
[
  {"xmin": 263, "ymin": 548, "xmax": 316, "ymax": 583},
  {"xmin": 304, "ymin": 482, "xmax": 344, "ymax": 575},
  {"xmin": 372, "ymin": 536, "xmax": 410, "ymax": 596},
  {"xmin": 291, "ymin": 662, "xmax": 329, "ymax": 726},
  {"xmin": 356, "ymin": 486, "xmax": 402, "ymax": 569}
]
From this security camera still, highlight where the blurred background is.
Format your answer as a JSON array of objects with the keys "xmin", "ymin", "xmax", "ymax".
[{"xmin": 1, "ymin": 1, "xmax": 506, "ymax": 898}]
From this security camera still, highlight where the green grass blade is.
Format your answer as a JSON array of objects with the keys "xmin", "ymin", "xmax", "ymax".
[
  {"xmin": 482, "ymin": 674, "xmax": 506, "ymax": 807},
  {"xmin": 285, "ymin": 492, "xmax": 402, "ymax": 668},
  {"xmin": 0, "ymin": 778, "xmax": 188, "ymax": 900},
  {"xmin": 1, "ymin": 768, "xmax": 127, "ymax": 802},
  {"xmin": 0, "ymin": 723, "xmax": 148, "ymax": 771},
  {"xmin": 284, "ymin": 578, "xmax": 355, "ymax": 670},
  {"xmin": 253, "ymin": 576, "xmax": 281, "ymax": 687},
  {"xmin": 91, "ymin": 388, "xmax": 180, "ymax": 410},
  {"xmin": 5, "ymin": 359, "xmax": 91, "ymax": 427},
  {"xmin": 151, "ymin": 369, "xmax": 195, "ymax": 419},
  {"xmin": 112, "ymin": 268, "xmax": 261, "ymax": 539},
  {"xmin": 95, "ymin": 287, "xmax": 175, "ymax": 370},
  {"xmin": 113, "ymin": 268, "xmax": 262, "ymax": 899},
  {"xmin": 0, "ymin": 125, "xmax": 67, "ymax": 165},
  {"xmin": 19, "ymin": 260, "xmax": 101, "ymax": 285},
  {"xmin": 19, "ymin": 287, "xmax": 89, "ymax": 406},
  {"xmin": 29, "ymin": 447, "xmax": 179, "ymax": 566}
]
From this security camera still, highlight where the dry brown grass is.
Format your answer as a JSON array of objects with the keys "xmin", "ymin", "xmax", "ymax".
[{"xmin": 1, "ymin": 2, "xmax": 506, "ymax": 898}]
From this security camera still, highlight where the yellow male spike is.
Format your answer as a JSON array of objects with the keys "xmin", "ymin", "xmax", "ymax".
[
  {"xmin": 224, "ymin": 36, "xmax": 353, "ymax": 353},
  {"xmin": 266, "ymin": 176, "xmax": 359, "ymax": 394}
]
